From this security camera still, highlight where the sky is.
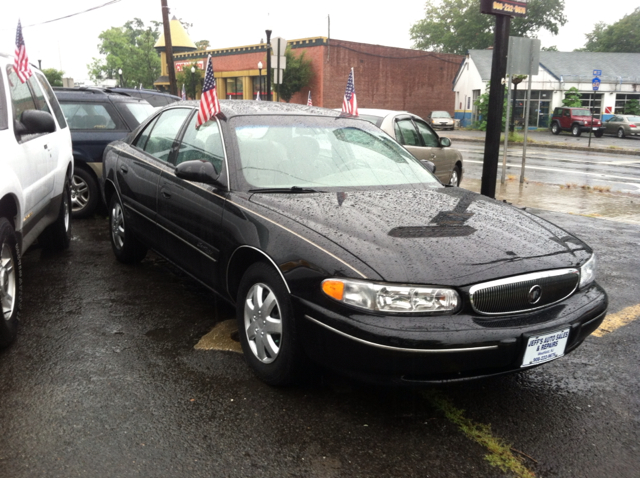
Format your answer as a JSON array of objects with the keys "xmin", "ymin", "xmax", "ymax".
[{"xmin": 1, "ymin": 0, "xmax": 637, "ymax": 83}]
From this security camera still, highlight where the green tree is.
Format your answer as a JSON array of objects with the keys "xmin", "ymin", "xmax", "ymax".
[
  {"xmin": 624, "ymin": 99, "xmax": 640, "ymax": 115},
  {"xmin": 195, "ymin": 40, "xmax": 210, "ymax": 51},
  {"xmin": 176, "ymin": 63, "xmax": 203, "ymax": 99},
  {"xmin": 410, "ymin": 0, "xmax": 567, "ymax": 55},
  {"xmin": 88, "ymin": 18, "xmax": 161, "ymax": 88},
  {"xmin": 277, "ymin": 48, "xmax": 313, "ymax": 103},
  {"xmin": 43, "ymin": 68, "xmax": 64, "ymax": 87},
  {"xmin": 541, "ymin": 45, "xmax": 558, "ymax": 51},
  {"xmin": 473, "ymin": 81, "xmax": 508, "ymax": 131},
  {"xmin": 562, "ymin": 87, "xmax": 582, "ymax": 107},
  {"xmin": 584, "ymin": 7, "xmax": 640, "ymax": 52}
]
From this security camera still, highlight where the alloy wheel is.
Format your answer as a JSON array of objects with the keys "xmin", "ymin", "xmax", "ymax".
[
  {"xmin": 243, "ymin": 282, "xmax": 282, "ymax": 363},
  {"xmin": 0, "ymin": 242, "xmax": 16, "ymax": 321}
]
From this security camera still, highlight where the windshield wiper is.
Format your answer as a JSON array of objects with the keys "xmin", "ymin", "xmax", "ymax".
[{"xmin": 248, "ymin": 186, "xmax": 325, "ymax": 193}]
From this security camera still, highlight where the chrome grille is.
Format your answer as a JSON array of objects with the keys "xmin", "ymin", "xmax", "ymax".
[{"xmin": 469, "ymin": 269, "xmax": 579, "ymax": 315}]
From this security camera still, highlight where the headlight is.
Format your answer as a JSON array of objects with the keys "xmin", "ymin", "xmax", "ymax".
[
  {"xmin": 322, "ymin": 278, "xmax": 459, "ymax": 314},
  {"xmin": 579, "ymin": 254, "xmax": 596, "ymax": 289}
]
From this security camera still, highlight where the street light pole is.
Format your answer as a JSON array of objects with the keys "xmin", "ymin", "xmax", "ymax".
[
  {"xmin": 265, "ymin": 30, "xmax": 272, "ymax": 101},
  {"xmin": 258, "ymin": 61, "xmax": 263, "ymax": 99},
  {"xmin": 191, "ymin": 66, "xmax": 196, "ymax": 100}
]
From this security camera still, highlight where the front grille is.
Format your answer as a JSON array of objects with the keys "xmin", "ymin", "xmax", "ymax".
[{"xmin": 469, "ymin": 269, "xmax": 579, "ymax": 315}]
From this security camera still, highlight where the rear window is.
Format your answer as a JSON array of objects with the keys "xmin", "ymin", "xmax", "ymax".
[
  {"xmin": 117, "ymin": 102, "xmax": 155, "ymax": 126},
  {"xmin": 60, "ymin": 102, "xmax": 121, "ymax": 130}
]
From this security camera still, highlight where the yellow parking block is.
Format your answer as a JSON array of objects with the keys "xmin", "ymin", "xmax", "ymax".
[
  {"xmin": 592, "ymin": 304, "xmax": 640, "ymax": 337},
  {"xmin": 194, "ymin": 319, "xmax": 242, "ymax": 353}
]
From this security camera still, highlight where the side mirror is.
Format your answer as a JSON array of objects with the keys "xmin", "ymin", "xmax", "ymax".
[
  {"xmin": 175, "ymin": 160, "xmax": 220, "ymax": 186},
  {"xmin": 16, "ymin": 110, "xmax": 56, "ymax": 135},
  {"xmin": 439, "ymin": 137, "xmax": 451, "ymax": 148},
  {"xmin": 420, "ymin": 159, "xmax": 436, "ymax": 173}
]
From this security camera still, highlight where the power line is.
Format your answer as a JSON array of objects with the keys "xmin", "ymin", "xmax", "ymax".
[{"xmin": 20, "ymin": 0, "xmax": 122, "ymax": 29}]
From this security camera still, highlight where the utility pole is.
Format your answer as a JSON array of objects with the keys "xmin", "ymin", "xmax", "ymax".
[{"xmin": 161, "ymin": 0, "xmax": 177, "ymax": 97}]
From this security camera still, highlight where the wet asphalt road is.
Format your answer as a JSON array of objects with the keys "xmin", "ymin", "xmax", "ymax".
[{"xmin": 1, "ymin": 211, "xmax": 639, "ymax": 477}]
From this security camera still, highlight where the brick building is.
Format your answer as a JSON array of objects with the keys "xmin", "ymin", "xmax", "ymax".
[{"xmin": 156, "ymin": 26, "xmax": 462, "ymax": 121}]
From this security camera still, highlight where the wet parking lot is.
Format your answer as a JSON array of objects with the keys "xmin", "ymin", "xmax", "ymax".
[{"xmin": 1, "ymin": 210, "xmax": 639, "ymax": 478}]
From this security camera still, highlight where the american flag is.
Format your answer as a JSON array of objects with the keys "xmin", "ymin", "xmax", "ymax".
[
  {"xmin": 14, "ymin": 20, "xmax": 33, "ymax": 83},
  {"xmin": 307, "ymin": 91, "xmax": 312, "ymax": 106},
  {"xmin": 196, "ymin": 55, "xmax": 221, "ymax": 129},
  {"xmin": 341, "ymin": 68, "xmax": 357, "ymax": 116}
]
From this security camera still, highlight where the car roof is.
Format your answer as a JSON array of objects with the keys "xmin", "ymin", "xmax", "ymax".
[
  {"xmin": 53, "ymin": 87, "xmax": 150, "ymax": 104},
  {"xmin": 358, "ymin": 108, "xmax": 412, "ymax": 119},
  {"xmin": 171, "ymin": 100, "xmax": 343, "ymax": 119}
]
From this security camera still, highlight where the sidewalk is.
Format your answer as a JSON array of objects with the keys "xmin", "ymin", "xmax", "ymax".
[
  {"xmin": 460, "ymin": 177, "xmax": 640, "ymax": 226},
  {"xmin": 446, "ymin": 129, "xmax": 640, "ymax": 156}
]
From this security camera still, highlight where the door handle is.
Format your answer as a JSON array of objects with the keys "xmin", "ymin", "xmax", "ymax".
[
  {"xmin": 161, "ymin": 190, "xmax": 171, "ymax": 199},
  {"xmin": 119, "ymin": 165, "xmax": 128, "ymax": 174}
]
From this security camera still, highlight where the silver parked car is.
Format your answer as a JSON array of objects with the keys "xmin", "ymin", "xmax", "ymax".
[
  {"xmin": 602, "ymin": 114, "xmax": 640, "ymax": 138},
  {"xmin": 359, "ymin": 109, "xmax": 463, "ymax": 186},
  {"xmin": 428, "ymin": 110, "xmax": 455, "ymax": 130}
]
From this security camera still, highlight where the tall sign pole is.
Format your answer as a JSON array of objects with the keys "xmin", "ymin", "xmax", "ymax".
[
  {"xmin": 479, "ymin": 0, "xmax": 528, "ymax": 198},
  {"xmin": 265, "ymin": 30, "xmax": 272, "ymax": 101},
  {"xmin": 161, "ymin": 0, "xmax": 177, "ymax": 97}
]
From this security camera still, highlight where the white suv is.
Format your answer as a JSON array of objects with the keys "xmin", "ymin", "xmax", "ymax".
[{"xmin": 0, "ymin": 53, "xmax": 73, "ymax": 348}]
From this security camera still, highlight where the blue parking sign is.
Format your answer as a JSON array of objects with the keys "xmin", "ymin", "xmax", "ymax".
[
  {"xmin": 592, "ymin": 77, "xmax": 601, "ymax": 91},
  {"xmin": 593, "ymin": 69, "xmax": 602, "ymax": 76}
]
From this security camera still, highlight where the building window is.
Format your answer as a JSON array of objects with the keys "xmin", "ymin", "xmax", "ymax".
[
  {"xmin": 579, "ymin": 93, "xmax": 602, "ymax": 118},
  {"xmin": 512, "ymin": 90, "xmax": 553, "ymax": 128},
  {"xmin": 614, "ymin": 93, "xmax": 640, "ymax": 114},
  {"xmin": 253, "ymin": 76, "xmax": 265, "ymax": 99},
  {"xmin": 226, "ymin": 77, "xmax": 243, "ymax": 100}
]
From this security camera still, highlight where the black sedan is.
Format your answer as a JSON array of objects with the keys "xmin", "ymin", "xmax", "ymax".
[{"xmin": 102, "ymin": 101, "xmax": 607, "ymax": 387}]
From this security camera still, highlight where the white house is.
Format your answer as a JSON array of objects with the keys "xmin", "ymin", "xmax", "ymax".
[{"xmin": 453, "ymin": 50, "xmax": 640, "ymax": 128}]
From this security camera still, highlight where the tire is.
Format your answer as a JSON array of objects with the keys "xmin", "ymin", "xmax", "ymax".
[
  {"xmin": 571, "ymin": 124, "xmax": 582, "ymax": 137},
  {"xmin": 236, "ymin": 262, "xmax": 303, "ymax": 386},
  {"xmin": 40, "ymin": 179, "xmax": 71, "ymax": 251},
  {"xmin": 449, "ymin": 164, "xmax": 461, "ymax": 187},
  {"xmin": 71, "ymin": 168, "xmax": 99, "ymax": 219},
  {"xmin": 109, "ymin": 193, "xmax": 147, "ymax": 264},
  {"xmin": 617, "ymin": 128, "xmax": 625, "ymax": 139},
  {"xmin": 550, "ymin": 122, "xmax": 560, "ymax": 135},
  {"xmin": 0, "ymin": 218, "xmax": 21, "ymax": 349},
  {"xmin": 594, "ymin": 129, "xmax": 604, "ymax": 138}
]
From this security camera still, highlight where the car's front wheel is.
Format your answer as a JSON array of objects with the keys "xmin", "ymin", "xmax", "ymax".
[
  {"xmin": 550, "ymin": 122, "xmax": 560, "ymax": 135},
  {"xmin": 594, "ymin": 129, "xmax": 604, "ymax": 138},
  {"xmin": 571, "ymin": 124, "xmax": 582, "ymax": 137},
  {"xmin": 236, "ymin": 262, "xmax": 303, "ymax": 386},
  {"xmin": 0, "ymin": 218, "xmax": 21, "ymax": 349},
  {"xmin": 109, "ymin": 194, "xmax": 147, "ymax": 264},
  {"xmin": 617, "ymin": 128, "xmax": 625, "ymax": 139},
  {"xmin": 449, "ymin": 164, "xmax": 461, "ymax": 187},
  {"xmin": 71, "ymin": 168, "xmax": 99, "ymax": 219}
]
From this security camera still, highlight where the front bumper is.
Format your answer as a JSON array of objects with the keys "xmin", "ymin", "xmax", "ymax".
[{"xmin": 295, "ymin": 283, "xmax": 607, "ymax": 386}]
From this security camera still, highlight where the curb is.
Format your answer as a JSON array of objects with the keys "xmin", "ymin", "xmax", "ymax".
[{"xmin": 450, "ymin": 135, "xmax": 640, "ymax": 157}]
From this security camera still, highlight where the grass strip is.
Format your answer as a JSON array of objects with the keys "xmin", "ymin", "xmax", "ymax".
[{"xmin": 423, "ymin": 390, "xmax": 535, "ymax": 478}]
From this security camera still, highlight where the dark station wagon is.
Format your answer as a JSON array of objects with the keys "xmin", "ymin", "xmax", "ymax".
[{"xmin": 102, "ymin": 101, "xmax": 607, "ymax": 387}]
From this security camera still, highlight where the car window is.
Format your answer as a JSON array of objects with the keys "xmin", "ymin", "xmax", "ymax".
[
  {"xmin": 414, "ymin": 119, "xmax": 440, "ymax": 147},
  {"xmin": 117, "ymin": 102, "xmax": 155, "ymax": 126},
  {"xmin": 563, "ymin": 110, "xmax": 570, "ymax": 117},
  {"xmin": 36, "ymin": 73, "xmax": 67, "ymax": 129},
  {"xmin": 137, "ymin": 108, "xmax": 191, "ymax": 162},
  {"xmin": 6, "ymin": 65, "xmax": 37, "ymax": 123},
  {"xmin": 60, "ymin": 103, "xmax": 120, "ymax": 130},
  {"xmin": 396, "ymin": 119, "xmax": 420, "ymax": 146},
  {"xmin": 431, "ymin": 111, "xmax": 451, "ymax": 118},
  {"xmin": 627, "ymin": 116, "xmax": 640, "ymax": 122},
  {"xmin": 176, "ymin": 113, "xmax": 224, "ymax": 173}
]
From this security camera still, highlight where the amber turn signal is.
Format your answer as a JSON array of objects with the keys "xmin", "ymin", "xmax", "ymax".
[{"xmin": 322, "ymin": 280, "xmax": 344, "ymax": 300}]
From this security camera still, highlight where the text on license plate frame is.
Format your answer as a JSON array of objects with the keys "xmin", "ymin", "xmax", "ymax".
[{"xmin": 521, "ymin": 328, "xmax": 570, "ymax": 367}]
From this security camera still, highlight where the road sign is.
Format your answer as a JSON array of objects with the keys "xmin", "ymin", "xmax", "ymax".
[
  {"xmin": 593, "ymin": 69, "xmax": 602, "ymax": 76},
  {"xmin": 592, "ymin": 77, "xmax": 601, "ymax": 91}
]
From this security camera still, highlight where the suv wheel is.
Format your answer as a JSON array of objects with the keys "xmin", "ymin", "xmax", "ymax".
[
  {"xmin": 571, "ymin": 124, "xmax": 582, "ymax": 137},
  {"xmin": 0, "ymin": 218, "xmax": 21, "ymax": 349},
  {"xmin": 550, "ymin": 122, "xmax": 560, "ymax": 135},
  {"xmin": 71, "ymin": 168, "xmax": 99, "ymax": 219}
]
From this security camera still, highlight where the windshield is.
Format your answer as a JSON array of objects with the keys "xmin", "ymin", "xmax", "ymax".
[
  {"xmin": 431, "ymin": 111, "xmax": 451, "ymax": 118},
  {"xmin": 572, "ymin": 109, "xmax": 592, "ymax": 116},
  {"xmin": 121, "ymin": 102, "xmax": 156, "ymax": 125},
  {"xmin": 231, "ymin": 116, "xmax": 440, "ymax": 190}
]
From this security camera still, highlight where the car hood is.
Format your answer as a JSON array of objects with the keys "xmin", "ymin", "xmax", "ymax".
[{"xmin": 249, "ymin": 187, "xmax": 591, "ymax": 286}]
